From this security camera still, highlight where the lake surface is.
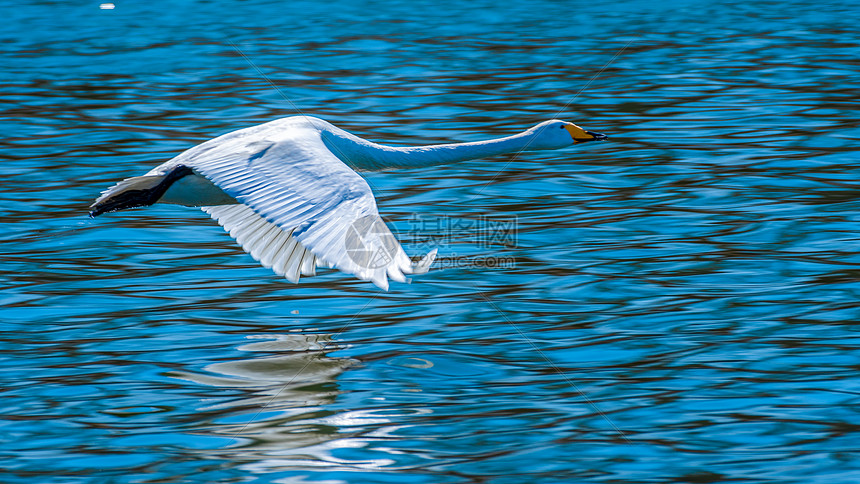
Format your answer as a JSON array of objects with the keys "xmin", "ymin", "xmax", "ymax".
[{"xmin": 2, "ymin": 0, "xmax": 860, "ymax": 482}]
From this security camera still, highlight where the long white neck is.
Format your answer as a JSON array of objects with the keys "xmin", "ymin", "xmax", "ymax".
[{"xmin": 321, "ymin": 125, "xmax": 537, "ymax": 171}]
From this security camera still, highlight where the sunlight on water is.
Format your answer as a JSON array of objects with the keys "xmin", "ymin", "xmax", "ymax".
[{"xmin": 2, "ymin": 0, "xmax": 860, "ymax": 482}]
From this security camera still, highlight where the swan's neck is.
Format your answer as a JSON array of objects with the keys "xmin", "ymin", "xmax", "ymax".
[{"xmin": 321, "ymin": 126, "xmax": 536, "ymax": 170}]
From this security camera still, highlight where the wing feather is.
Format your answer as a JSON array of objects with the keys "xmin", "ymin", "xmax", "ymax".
[
  {"xmin": 205, "ymin": 205, "xmax": 307, "ymax": 283},
  {"xmin": 273, "ymin": 239, "xmax": 302, "ymax": 280},
  {"xmin": 300, "ymin": 249, "xmax": 317, "ymax": 276},
  {"xmin": 168, "ymin": 117, "xmax": 433, "ymax": 289}
]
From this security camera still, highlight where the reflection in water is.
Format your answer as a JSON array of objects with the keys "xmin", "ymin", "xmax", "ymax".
[
  {"xmin": 171, "ymin": 333, "xmax": 363, "ymax": 458},
  {"xmin": 173, "ymin": 332, "xmax": 439, "ymax": 475}
]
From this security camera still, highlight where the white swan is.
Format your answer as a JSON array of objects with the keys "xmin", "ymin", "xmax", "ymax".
[{"xmin": 91, "ymin": 116, "xmax": 607, "ymax": 290}]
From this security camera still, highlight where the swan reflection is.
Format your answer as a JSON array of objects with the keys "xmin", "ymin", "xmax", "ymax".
[
  {"xmin": 171, "ymin": 332, "xmax": 358, "ymax": 453},
  {"xmin": 170, "ymin": 331, "xmax": 435, "ymax": 473}
]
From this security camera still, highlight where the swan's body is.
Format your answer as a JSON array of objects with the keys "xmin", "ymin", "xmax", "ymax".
[{"xmin": 91, "ymin": 116, "xmax": 606, "ymax": 290}]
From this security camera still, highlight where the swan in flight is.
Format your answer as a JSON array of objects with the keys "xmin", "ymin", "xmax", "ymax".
[{"xmin": 90, "ymin": 117, "xmax": 607, "ymax": 290}]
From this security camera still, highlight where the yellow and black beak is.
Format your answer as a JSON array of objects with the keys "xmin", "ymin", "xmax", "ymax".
[{"xmin": 565, "ymin": 123, "xmax": 608, "ymax": 143}]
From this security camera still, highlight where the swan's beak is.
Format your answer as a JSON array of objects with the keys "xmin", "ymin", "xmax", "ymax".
[{"xmin": 565, "ymin": 123, "xmax": 608, "ymax": 143}]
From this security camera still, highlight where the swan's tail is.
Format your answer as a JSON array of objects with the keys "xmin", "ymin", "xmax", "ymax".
[
  {"xmin": 89, "ymin": 165, "xmax": 192, "ymax": 217},
  {"xmin": 411, "ymin": 248, "xmax": 437, "ymax": 274}
]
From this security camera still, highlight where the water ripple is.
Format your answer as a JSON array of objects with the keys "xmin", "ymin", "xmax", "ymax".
[{"xmin": 2, "ymin": 0, "xmax": 860, "ymax": 482}]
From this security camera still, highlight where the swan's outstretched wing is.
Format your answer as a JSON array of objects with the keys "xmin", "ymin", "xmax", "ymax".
[
  {"xmin": 157, "ymin": 118, "xmax": 428, "ymax": 290},
  {"xmin": 202, "ymin": 204, "xmax": 322, "ymax": 282}
]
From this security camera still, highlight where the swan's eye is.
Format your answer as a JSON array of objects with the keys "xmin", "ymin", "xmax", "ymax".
[{"xmin": 559, "ymin": 125, "xmax": 565, "ymax": 129}]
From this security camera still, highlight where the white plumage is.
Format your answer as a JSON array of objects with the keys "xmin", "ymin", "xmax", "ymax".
[{"xmin": 91, "ymin": 116, "xmax": 606, "ymax": 290}]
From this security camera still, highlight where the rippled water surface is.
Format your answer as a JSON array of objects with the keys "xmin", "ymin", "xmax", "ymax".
[{"xmin": 3, "ymin": 1, "xmax": 860, "ymax": 482}]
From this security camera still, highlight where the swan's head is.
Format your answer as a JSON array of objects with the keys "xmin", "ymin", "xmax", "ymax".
[{"xmin": 529, "ymin": 119, "xmax": 608, "ymax": 150}]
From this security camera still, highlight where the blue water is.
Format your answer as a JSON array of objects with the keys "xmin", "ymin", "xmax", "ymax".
[{"xmin": 3, "ymin": 0, "xmax": 860, "ymax": 482}]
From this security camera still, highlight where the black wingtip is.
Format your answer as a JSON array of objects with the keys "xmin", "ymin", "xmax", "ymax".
[
  {"xmin": 88, "ymin": 164, "xmax": 194, "ymax": 218},
  {"xmin": 89, "ymin": 193, "xmax": 137, "ymax": 217}
]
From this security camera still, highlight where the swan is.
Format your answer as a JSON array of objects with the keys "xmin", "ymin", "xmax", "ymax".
[{"xmin": 90, "ymin": 116, "xmax": 607, "ymax": 290}]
